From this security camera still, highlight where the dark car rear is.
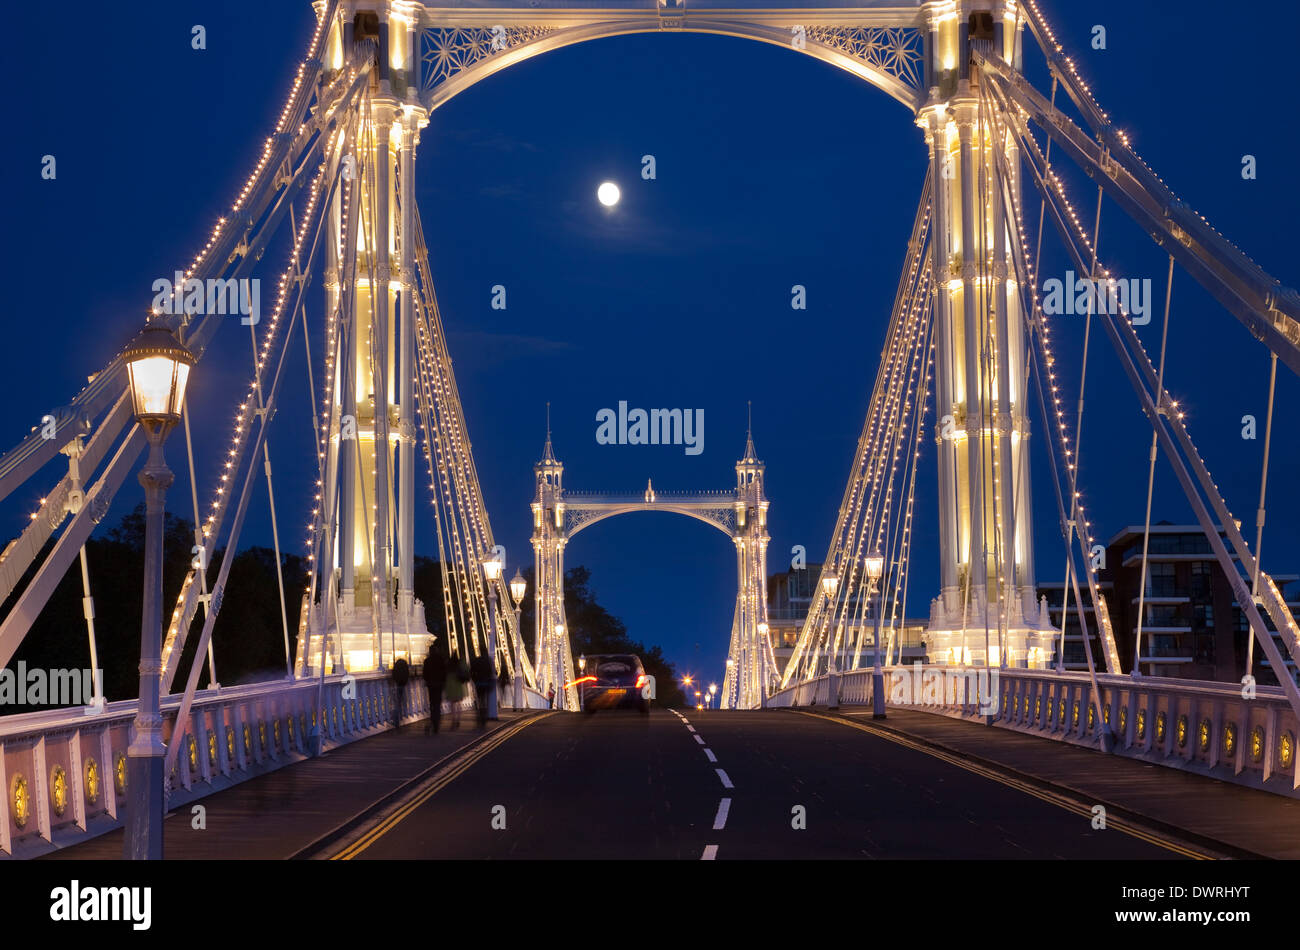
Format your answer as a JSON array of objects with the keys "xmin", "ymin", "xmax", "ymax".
[{"xmin": 580, "ymin": 654, "xmax": 650, "ymax": 714}]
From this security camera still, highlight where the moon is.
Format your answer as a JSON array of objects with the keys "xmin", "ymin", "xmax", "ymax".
[{"xmin": 597, "ymin": 181, "xmax": 621, "ymax": 207}]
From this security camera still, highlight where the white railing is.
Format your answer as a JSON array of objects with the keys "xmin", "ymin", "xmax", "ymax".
[
  {"xmin": 0, "ymin": 671, "xmax": 448, "ymax": 858},
  {"xmin": 768, "ymin": 666, "xmax": 1300, "ymax": 797},
  {"xmin": 520, "ymin": 686, "xmax": 552, "ymax": 710}
]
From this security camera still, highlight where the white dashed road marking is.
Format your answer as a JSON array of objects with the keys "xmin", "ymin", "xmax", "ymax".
[
  {"xmin": 716, "ymin": 769, "xmax": 734, "ymax": 789},
  {"xmin": 704, "ymin": 748, "xmax": 717, "ymax": 762},
  {"xmin": 701, "ymin": 844, "xmax": 718, "ymax": 860},
  {"xmin": 694, "ymin": 734, "xmax": 706, "ymax": 745},
  {"xmin": 713, "ymin": 798, "xmax": 731, "ymax": 830}
]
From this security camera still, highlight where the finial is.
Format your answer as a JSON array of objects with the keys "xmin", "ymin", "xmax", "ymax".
[
  {"xmin": 741, "ymin": 402, "xmax": 757, "ymax": 462},
  {"xmin": 540, "ymin": 402, "xmax": 558, "ymax": 463}
]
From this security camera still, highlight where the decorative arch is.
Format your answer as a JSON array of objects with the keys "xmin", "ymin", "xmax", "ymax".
[
  {"xmin": 530, "ymin": 435, "xmax": 771, "ymax": 710},
  {"xmin": 416, "ymin": 17, "xmax": 926, "ymax": 114},
  {"xmin": 561, "ymin": 489, "xmax": 740, "ymax": 538}
]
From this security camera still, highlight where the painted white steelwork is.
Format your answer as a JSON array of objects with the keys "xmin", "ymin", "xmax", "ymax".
[
  {"xmin": 769, "ymin": 665, "xmax": 1300, "ymax": 800},
  {"xmin": 531, "ymin": 434, "xmax": 770, "ymax": 709}
]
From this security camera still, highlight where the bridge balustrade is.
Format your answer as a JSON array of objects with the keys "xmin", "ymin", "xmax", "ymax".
[
  {"xmin": 0, "ymin": 674, "xmax": 550, "ymax": 857},
  {"xmin": 768, "ymin": 667, "xmax": 1300, "ymax": 798}
]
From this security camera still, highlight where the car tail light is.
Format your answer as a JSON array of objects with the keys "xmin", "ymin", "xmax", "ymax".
[{"xmin": 635, "ymin": 674, "xmax": 648, "ymax": 689}]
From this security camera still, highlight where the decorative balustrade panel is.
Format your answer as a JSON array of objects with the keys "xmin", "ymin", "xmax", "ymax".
[
  {"xmin": 768, "ymin": 667, "xmax": 1300, "ymax": 798},
  {"xmin": 0, "ymin": 672, "xmax": 437, "ymax": 858}
]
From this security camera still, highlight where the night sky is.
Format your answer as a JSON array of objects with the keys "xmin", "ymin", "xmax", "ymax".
[{"xmin": 6, "ymin": 0, "xmax": 1298, "ymax": 689}]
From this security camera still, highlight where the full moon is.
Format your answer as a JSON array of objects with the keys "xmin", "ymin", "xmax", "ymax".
[{"xmin": 597, "ymin": 181, "xmax": 621, "ymax": 207}]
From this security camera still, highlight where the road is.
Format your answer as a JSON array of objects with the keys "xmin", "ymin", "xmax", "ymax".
[{"xmin": 344, "ymin": 709, "xmax": 1181, "ymax": 859}]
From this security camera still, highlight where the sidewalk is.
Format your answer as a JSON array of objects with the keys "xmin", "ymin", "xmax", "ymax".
[
  {"xmin": 45, "ymin": 711, "xmax": 535, "ymax": 861},
  {"xmin": 822, "ymin": 705, "xmax": 1300, "ymax": 859}
]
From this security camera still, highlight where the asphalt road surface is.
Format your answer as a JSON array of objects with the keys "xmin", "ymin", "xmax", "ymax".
[{"xmin": 348, "ymin": 709, "xmax": 1181, "ymax": 859}]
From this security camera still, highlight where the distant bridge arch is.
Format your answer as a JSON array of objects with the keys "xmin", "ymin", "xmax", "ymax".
[{"xmin": 530, "ymin": 432, "xmax": 771, "ymax": 710}]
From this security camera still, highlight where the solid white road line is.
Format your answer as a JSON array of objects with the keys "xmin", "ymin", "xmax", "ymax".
[
  {"xmin": 701, "ymin": 845, "xmax": 718, "ymax": 860},
  {"xmin": 704, "ymin": 748, "xmax": 717, "ymax": 762},
  {"xmin": 716, "ymin": 769, "xmax": 734, "ymax": 789},
  {"xmin": 713, "ymin": 798, "xmax": 731, "ymax": 830}
]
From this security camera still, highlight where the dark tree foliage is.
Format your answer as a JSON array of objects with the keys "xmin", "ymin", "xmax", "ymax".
[
  {"xmin": 411, "ymin": 555, "xmax": 450, "ymax": 650},
  {"xmin": 2, "ymin": 507, "xmax": 682, "ymax": 711},
  {"xmin": 4, "ymin": 504, "xmax": 306, "ymax": 711},
  {"xmin": 517, "ymin": 565, "xmax": 687, "ymax": 708}
]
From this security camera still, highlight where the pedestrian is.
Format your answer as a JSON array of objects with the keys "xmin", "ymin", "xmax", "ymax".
[
  {"xmin": 444, "ymin": 653, "xmax": 469, "ymax": 730},
  {"xmin": 498, "ymin": 666, "xmax": 512, "ymax": 709},
  {"xmin": 391, "ymin": 656, "xmax": 410, "ymax": 730},
  {"xmin": 470, "ymin": 652, "xmax": 494, "ymax": 729},
  {"xmin": 423, "ymin": 646, "xmax": 447, "ymax": 734},
  {"xmin": 547, "ymin": 684, "xmax": 556, "ymax": 709}
]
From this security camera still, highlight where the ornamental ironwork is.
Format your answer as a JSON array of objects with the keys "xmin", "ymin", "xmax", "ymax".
[
  {"xmin": 84, "ymin": 757, "xmax": 100, "ymax": 806},
  {"xmin": 11, "ymin": 774, "xmax": 29, "ymax": 829},
  {"xmin": 50, "ymin": 765, "xmax": 68, "ymax": 817},
  {"xmin": 803, "ymin": 27, "xmax": 923, "ymax": 89},
  {"xmin": 421, "ymin": 27, "xmax": 557, "ymax": 93}
]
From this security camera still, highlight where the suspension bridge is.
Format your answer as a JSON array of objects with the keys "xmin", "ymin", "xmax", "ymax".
[{"xmin": 2, "ymin": 0, "xmax": 1298, "ymax": 861}]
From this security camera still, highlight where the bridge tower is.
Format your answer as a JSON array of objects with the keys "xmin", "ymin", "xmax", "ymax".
[
  {"xmin": 302, "ymin": 2, "xmax": 434, "ymax": 673},
  {"xmin": 724, "ymin": 432, "xmax": 771, "ymax": 709},
  {"xmin": 531, "ymin": 434, "xmax": 575, "ymax": 708},
  {"xmin": 916, "ymin": 1, "xmax": 1055, "ymax": 668}
]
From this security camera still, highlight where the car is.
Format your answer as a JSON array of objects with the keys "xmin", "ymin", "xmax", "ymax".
[{"xmin": 578, "ymin": 654, "xmax": 651, "ymax": 714}]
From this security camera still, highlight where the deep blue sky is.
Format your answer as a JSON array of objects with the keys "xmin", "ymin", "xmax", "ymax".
[{"xmin": 5, "ymin": 1, "xmax": 1298, "ymax": 689}]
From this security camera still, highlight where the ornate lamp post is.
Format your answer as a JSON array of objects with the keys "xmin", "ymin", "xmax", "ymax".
[
  {"xmin": 820, "ymin": 569, "xmax": 840, "ymax": 707},
  {"xmin": 123, "ymin": 319, "xmax": 194, "ymax": 860},
  {"xmin": 509, "ymin": 569, "xmax": 527, "ymax": 710},
  {"xmin": 577, "ymin": 654, "xmax": 586, "ymax": 710},
  {"xmin": 865, "ymin": 554, "xmax": 886, "ymax": 719},
  {"xmin": 756, "ymin": 620, "xmax": 770, "ymax": 707},
  {"xmin": 708, "ymin": 682, "xmax": 717, "ymax": 709},
  {"xmin": 482, "ymin": 555, "xmax": 503, "ymax": 721}
]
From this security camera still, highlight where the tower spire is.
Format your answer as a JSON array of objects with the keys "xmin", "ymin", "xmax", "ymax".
[
  {"xmin": 742, "ymin": 401, "xmax": 757, "ymax": 461},
  {"xmin": 541, "ymin": 401, "xmax": 556, "ymax": 462}
]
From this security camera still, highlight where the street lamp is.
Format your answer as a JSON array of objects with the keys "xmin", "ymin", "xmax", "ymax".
[
  {"xmin": 709, "ymin": 683, "xmax": 717, "ymax": 709},
  {"xmin": 481, "ymin": 555, "xmax": 503, "ymax": 721},
  {"xmin": 123, "ymin": 318, "xmax": 194, "ymax": 861},
  {"xmin": 509, "ymin": 569, "xmax": 527, "ymax": 710},
  {"xmin": 820, "ymin": 569, "xmax": 840, "ymax": 707},
  {"xmin": 578, "ymin": 654, "xmax": 586, "ymax": 711},
  {"xmin": 865, "ymin": 554, "xmax": 886, "ymax": 720}
]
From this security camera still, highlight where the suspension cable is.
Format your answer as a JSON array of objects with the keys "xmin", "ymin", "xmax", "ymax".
[
  {"xmin": 1246, "ymin": 351, "xmax": 1278, "ymax": 676},
  {"xmin": 1133, "ymin": 256, "xmax": 1175, "ymax": 676}
]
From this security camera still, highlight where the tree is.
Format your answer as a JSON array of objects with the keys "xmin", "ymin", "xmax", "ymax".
[
  {"xmin": 2, "ymin": 506, "xmax": 686, "ymax": 713},
  {"xmin": 517, "ymin": 565, "xmax": 687, "ymax": 708},
  {"xmin": 4, "ymin": 505, "xmax": 307, "ymax": 711}
]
